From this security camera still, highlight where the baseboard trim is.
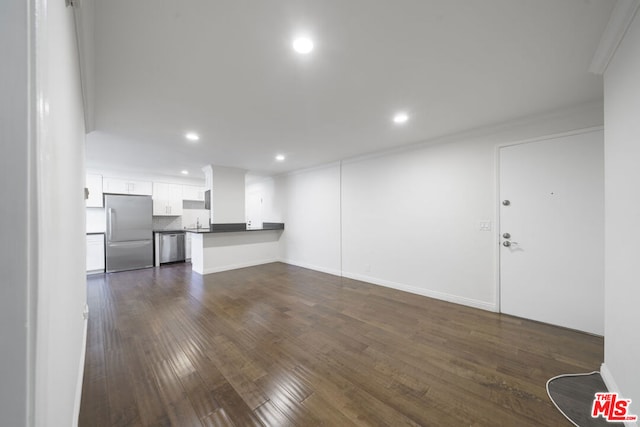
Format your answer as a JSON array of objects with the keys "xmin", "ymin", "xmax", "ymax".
[
  {"xmin": 279, "ymin": 259, "xmax": 343, "ymax": 278},
  {"xmin": 600, "ymin": 363, "xmax": 637, "ymax": 427},
  {"xmin": 201, "ymin": 258, "xmax": 280, "ymax": 275},
  {"xmin": 340, "ymin": 271, "xmax": 497, "ymax": 312},
  {"xmin": 600, "ymin": 363, "xmax": 619, "ymax": 393},
  {"xmin": 73, "ymin": 305, "xmax": 89, "ymax": 427}
]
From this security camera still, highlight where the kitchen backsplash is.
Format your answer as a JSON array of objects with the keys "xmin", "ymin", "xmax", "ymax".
[
  {"xmin": 152, "ymin": 208, "xmax": 210, "ymax": 231},
  {"xmin": 152, "ymin": 216, "xmax": 182, "ymax": 231},
  {"xmin": 182, "ymin": 208, "xmax": 210, "ymax": 229}
]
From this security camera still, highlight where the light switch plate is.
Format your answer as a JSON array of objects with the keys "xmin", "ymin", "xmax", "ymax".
[{"xmin": 479, "ymin": 221, "xmax": 492, "ymax": 231}]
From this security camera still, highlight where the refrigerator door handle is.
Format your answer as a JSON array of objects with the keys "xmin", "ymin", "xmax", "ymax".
[
  {"xmin": 107, "ymin": 208, "xmax": 114, "ymax": 242},
  {"xmin": 108, "ymin": 240, "xmax": 152, "ymax": 248}
]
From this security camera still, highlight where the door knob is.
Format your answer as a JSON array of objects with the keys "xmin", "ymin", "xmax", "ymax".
[
  {"xmin": 503, "ymin": 241, "xmax": 511, "ymax": 247},
  {"xmin": 502, "ymin": 200, "xmax": 511, "ymax": 206},
  {"xmin": 502, "ymin": 233, "xmax": 511, "ymax": 239}
]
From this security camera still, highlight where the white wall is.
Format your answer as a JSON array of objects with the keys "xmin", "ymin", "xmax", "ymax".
[
  {"xmin": 341, "ymin": 136, "xmax": 498, "ymax": 309},
  {"xmin": 603, "ymin": 8, "xmax": 640, "ymax": 414},
  {"xmin": 0, "ymin": 0, "xmax": 35, "ymax": 425},
  {"xmin": 277, "ymin": 103, "xmax": 603, "ymax": 309},
  {"xmin": 34, "ymin": 0, "xmax": 88, "ymax": 425},
  {"xmin": 279, "ymin": 163, "xmax": 342, "ymax": 276}
]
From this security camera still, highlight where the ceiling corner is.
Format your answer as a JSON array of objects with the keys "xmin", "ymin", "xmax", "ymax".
[{"xmin": 588, "ymin": 0, "xmax": 640, "ymax": 75}]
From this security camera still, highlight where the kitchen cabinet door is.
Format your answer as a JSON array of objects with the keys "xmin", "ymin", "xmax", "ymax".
[
  {"xmin": 104, "ymin": 177, "xmax": 152, "ymax": 195},
  {"xmin": 154, "ymin": 200, "xmax": 183, "ymax": 215},
  {"xmin": 182, "ymin": 185, "xmax": 206, "ymax": 201},
  {"xmin": 103, "ymin": 177, "xmax": 128, "ymax": 194},
  {"xmin": 169, "ymin": 184, "xmax": 183, "ymax": 215},
  {"xmin": 153, "ymin": 182, "xmax": 169, "ymax": 200},
  {"xmin": 152, "ymin": 182, "xmax": 183, "ymax": 216},
  {"xmin": 169, "ymin": 201, "xmax": 183, "ymax": 216},
  {"xmin": 86, "ymin": 174, "xmax": 103, "ymax": 207},
  {"xmin": 129, "ymin": 180, "xmax": 153, "ymax": 196},
  {"xmin": 86, "ymin": 234, "xmax": 105, "ymax": 274}
]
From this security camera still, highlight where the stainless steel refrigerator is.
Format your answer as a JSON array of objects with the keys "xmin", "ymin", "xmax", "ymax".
[{"xmin": 105, "ymin": 194, "xmax": 153, "ymax": 273}]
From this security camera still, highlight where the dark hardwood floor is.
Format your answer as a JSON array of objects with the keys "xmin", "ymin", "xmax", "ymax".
[{"xmin": 79, "ymin": 262, "xmax": 603, "ymax": 426}]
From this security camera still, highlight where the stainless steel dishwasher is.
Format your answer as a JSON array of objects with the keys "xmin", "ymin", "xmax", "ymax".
[{"xmin": 159, "ymin": 232, "xmax": 186, "ymax": 264}]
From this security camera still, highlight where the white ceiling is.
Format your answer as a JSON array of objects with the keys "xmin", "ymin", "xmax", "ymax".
[{"xmin": 85, "ymin": 0, "xmax": 615, "ymax": 179}]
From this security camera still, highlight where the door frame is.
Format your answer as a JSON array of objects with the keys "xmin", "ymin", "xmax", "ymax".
[{"xmin": 493, "ymin": 126, "xmax": 604, "ymax": 314}]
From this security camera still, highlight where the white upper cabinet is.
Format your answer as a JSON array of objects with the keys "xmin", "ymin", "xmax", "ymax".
[
  {"xmin": 85, "ymin": 174, "xmax": 103, "ymax": 207},
  {"xmin": 152, "ymin": 182, "xmax": 183, "ymax": 216},
  {"xmin": 182, "ymin": 185, "xmax": 206, "ymax": 201},
  {"xmin": 103, "ymin": 177, "xmax": 152, "ymax": 196}
]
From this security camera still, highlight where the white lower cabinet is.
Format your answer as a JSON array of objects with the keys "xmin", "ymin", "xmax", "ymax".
[
  {"xmin": 86, "ymin": 234, "xmax": 105, "ymax": 274},
  {"xmin": 186, "ymin": 232, "xmax": 192, "ymax": 260}
]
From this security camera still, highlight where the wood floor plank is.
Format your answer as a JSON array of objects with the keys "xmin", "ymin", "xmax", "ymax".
[
  {"xmin": 201, "ymin": 407, "xmax": 237, "ymax": 427},
  {"xmin": 103, "ymin": 349, "xmax": 143, "ymax": 427},
  {"xmin": 80, "ymin": 262, "xmax": 603, "ymax": 426},
  {"xmin": 210, "ymin": 383, "xmax": 265, "ymax": 427},
  {"xmin": 253, "ymin": 400, "xmax": 296, "ymax": 427},
  {"xmin": 150, "ymin": 359, "xmax": 203, "ymax": 427}
]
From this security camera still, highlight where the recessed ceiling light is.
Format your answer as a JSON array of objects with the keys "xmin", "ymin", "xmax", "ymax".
[
  {"xmin": 292, "ymin": 37, "xmax": 314, "ymax": 54},
  {"xmin": 181, "ymin": 170, "xmax": 189, "ymax": 175},
  {"xmin": 393, "ymin": 112, "xmax": 409, "ymax": 124},
  {"xmin": 275, "ymin": 154, "xmax": 286, "ymax": 161},
  {"xmin": 185, "ymin": 132, "xmax": 200, "ymax": 141}
]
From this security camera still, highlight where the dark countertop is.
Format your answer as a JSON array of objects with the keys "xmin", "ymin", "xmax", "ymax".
[
  {"xmin": 87, "ymin": 232, "xmax": 105, "ymax": 235},
  {"xmin": 153, "ymin": 230, "xmax": 186, "ymax": 234},
  {"xmin": 186, "ymin": 222, "xmax": 284, "ymax": 234}
]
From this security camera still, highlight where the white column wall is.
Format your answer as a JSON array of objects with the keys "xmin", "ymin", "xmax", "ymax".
[
  {"xmin": 603, "ymin": 8, "xmax": 640, "ymax": 414},
  {"xmin": 1, "ymin": 0, "xmax": 88, "ymax": 425},
  {"xmin": 211, "ymin": 166, "xmax": 246, "ymax": 223},
  {"xmin": 34, "ymin": 0, "xmax": 88, "ymax": 426}
]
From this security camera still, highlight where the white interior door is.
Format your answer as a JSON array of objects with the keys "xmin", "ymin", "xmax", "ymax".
[{"xmin": 499, "ymin": 130, "xmax": 604, "ymax": 335}]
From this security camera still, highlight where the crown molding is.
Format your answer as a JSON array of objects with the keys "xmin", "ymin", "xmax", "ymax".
[
  {"xmin": 589, "ymin": 0, "xmax": 640, "ymax": 75},
  {"xmin": 71, "ymin": 0, "xmax": 95, "ymax": 132}
]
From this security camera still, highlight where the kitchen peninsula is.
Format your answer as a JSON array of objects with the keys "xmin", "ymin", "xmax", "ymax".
[{"xmin": 188, "ymin": 222, "xmax": 284, "ymax": 274}]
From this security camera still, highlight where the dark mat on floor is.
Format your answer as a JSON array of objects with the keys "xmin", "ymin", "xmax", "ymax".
[{"xmin": 546, "ymin": 372, "xmax": 625, "ymax": 426}]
